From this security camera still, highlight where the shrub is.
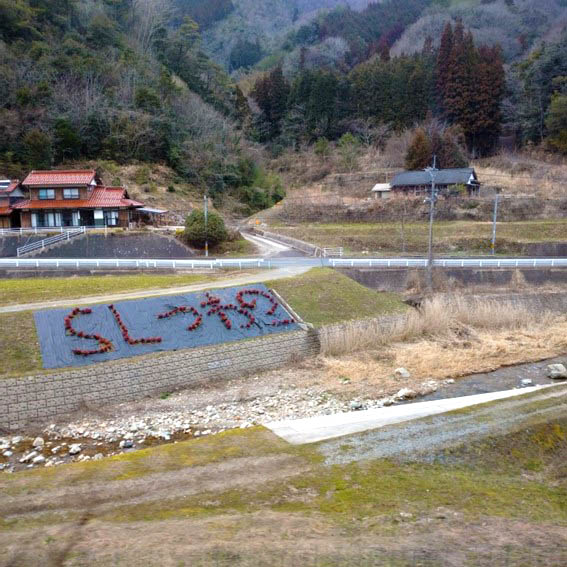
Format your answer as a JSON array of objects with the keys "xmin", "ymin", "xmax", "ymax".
[
  {"xmin": 135, "ymin": 165, "xmax": 151, "ymax": 185},
  {"xmin": 337, "ymin": 133, "xmax": 360, "ymax": 172},
  {"xmin": 184, "ymin": 209, "xmax": 228, "ymax": 248},
  {"xmin": 314, "ymin": 137, "xmax": 331, "ymax": 160}
]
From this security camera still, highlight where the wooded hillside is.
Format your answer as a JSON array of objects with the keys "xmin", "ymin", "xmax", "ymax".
[{"xmin": 0, "ymin": 0, "xmax": 283, "ymax": 214}]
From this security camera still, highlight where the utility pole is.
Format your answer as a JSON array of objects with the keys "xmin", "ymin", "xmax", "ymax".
[
  {"xmin": 491, "ymin": 189, "xmax": 500, "ymax": 256},
  {"xmin": 204, "ymin": 192, "xmax": 209, "ymax": 258},
  {"xmin": 425, "ymin": 156, "xmax": 438, "ymax": 292}
]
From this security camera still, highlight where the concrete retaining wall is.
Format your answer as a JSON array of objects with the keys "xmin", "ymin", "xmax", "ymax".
[
  {"xmin": 0, "ymin": 329, "xmax": 320, "ymax": 431},
  {"xmin": 0, "ymin": 236, "xmax": 45, "ymax": 258},
  {"xmin": 340, "ymin": 267, "xmax": 567, "ymax": 293},
  {"xmin": 32, "ymin": 232, "xmax": 194, "ymax": 259}
]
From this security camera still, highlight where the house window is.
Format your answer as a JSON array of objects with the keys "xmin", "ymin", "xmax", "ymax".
[
  {"xmin": 38, "ymin": 189, "xmax": 55, "ymax": 200},
  {"xmin": 63, "ymin": 188, "xmax": 79, "ymax": 199},
  {"xmin": 32, "ymin": 211, "xmax": 62, "ymax": 227},
  {"xmin": 104, "ymin": 210, "xmax": 119, "ymax": 226}
]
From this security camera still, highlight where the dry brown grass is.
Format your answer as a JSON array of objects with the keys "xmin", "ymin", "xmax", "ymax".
[
  {"xmin": 474, "ymin": 150, "xmax": 567, "ymax": 199},
  {"xmin": 320, "ymin": 295, "xmax": 555, "ymax": 356},
  {"xmin": 319, "ymin": 321, "xmax": 567, "ymax": 397},
  {"xmin": 315, "ymin": 295, "xmax": 567, "ymax": 394}
]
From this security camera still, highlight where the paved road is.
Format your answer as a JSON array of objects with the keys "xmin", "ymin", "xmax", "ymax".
[
  {"xmin": 0, "ymin": 266, "xmax": 310, "ymax": 313},
  {"xmin": 266, "ymin": 383, "xmax": 566, "ymax": 445},
  {"xmin": 241, "ymin": 232, "xmax": 305, "ymax": 258}
]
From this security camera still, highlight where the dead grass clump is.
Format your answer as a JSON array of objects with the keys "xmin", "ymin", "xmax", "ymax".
[
  {"xmin": 319, "ymin": 318, "xmax": 567, "ymax": 393},
  {"xmin": 320, "ymin": 295, "xmax": 557, "ymax": 356}
]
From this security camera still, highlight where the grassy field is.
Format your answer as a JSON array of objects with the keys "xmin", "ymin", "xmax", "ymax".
[
  {"xmin": 268, "ymin": 268, "xmax": 408, "ymax": 327},
  {"xmin": 0, "ymin": 271, "xmax": 253, "ymax": 306},
  {"xmin": 1, "ymin": 401, "xmax": 566, "ymax": 565},
  {"xmin": 273, "ymin": 220, "xmax": 567, "ymax": 255},
  {"xmin": 0, "ymin": 312, "xmax": 42, "ymax": 378}
]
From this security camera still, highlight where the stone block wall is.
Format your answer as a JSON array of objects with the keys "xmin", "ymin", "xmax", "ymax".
[{"xmin": 0, "ymin": 329, "xmax": 320, "ymax": 431}]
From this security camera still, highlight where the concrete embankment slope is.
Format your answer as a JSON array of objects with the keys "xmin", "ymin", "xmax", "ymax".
[{"xmin": 267, "ymin": 384, "xmax": 567, "ymax": 446}]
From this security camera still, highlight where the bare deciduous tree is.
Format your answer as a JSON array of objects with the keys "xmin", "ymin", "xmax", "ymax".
[{"xmin": 131, "ymin": 0, "xmax": 173, "ymax": 55}]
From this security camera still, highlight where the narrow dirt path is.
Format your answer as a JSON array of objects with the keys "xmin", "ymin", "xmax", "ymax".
[
  {"xmin": 0, "ymin": 266, "xmax": 310, "ymax": 313},
  {"xmin": 0, "ymin": 454, "xmax": 306, "ymax": 519}
]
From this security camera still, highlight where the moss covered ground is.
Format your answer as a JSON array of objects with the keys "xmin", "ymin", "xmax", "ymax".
[
  {"xmin": 268, "ymin": 267, "xmax": 408, "ymax": 327},
  {"xmin": 1, "ymin": 406, "xmax": 566, "ymax": 565}
]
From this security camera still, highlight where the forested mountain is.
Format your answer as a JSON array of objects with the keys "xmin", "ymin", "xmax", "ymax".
[
  {"xmin": 198, "ymin": 0, "xmax": 567, "ymax": 72},
  {"xmin": 1, "ymin": 0, "xmax": 566, "ymax": 217},
  {"xmin": 237, "ymin": 0, "xmax": 567, "ymax": 158}
]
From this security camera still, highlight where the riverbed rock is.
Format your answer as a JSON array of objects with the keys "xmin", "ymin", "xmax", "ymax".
[
  {"xmin": 20, "ymin": 451, "xmax": 37, "ymax": 463},
  {"xmin": 546, "ymin": 364, "xmax": 567, "ymax": 380},
  {"xmin": 520, "ymin": 378, "xmax": 533, "ymax": 388},
  {"xmin": 68, "ymin": 444, "xmax": 82, "ymax": 455},
  {"xmin": 32, "ymin": 437, "xmax": 45, "ymax": 449},
  {"xmin": 394, "ymin": 368, "xmax": 411, "ymax": 380},
  {"xmin": 394, "ymin": 388, "xmax": 417, "ymax": 401}
]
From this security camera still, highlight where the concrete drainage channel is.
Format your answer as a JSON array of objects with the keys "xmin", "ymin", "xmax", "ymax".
[{"xmin": 1, "ymin": 358, "xmax": 566, "ymax": 472}]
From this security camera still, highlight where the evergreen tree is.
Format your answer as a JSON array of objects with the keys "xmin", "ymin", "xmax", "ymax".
[
  {"xmin": 233, "ymin": 85, "xmax": 250, "ymax": 125},
  {"xmin": 251, "ymin": 67, "xmax": 290, "ymax": 139},
  {"xmin": 21, "ymin": 129, "xmax": 52, "ymax": 169},
  {"xmin": 437, "ymin": 22, "xmax": 453, "ymax": 113},
  {"xmin": 546, "ymin": 93, "xmax": 567, "ymax": 154},
  {"xmin": 472, "ymin": 45, "xmax": 505, "ymax": 154},
  {"xmin": 184, "ymin": 209, "xmax": 228, "ymax": 249},
  {"xmin": 54, "ymin": 118, "xmax": 81, "ymax": 162},
  {"xmin": 405, "ymin": 128, "xmax": 431, "ymax": 170},
  {"xmin": 337, "ymin": 132, "xmax": 359, "ymax": 171},
  {"xmin": 439, "ymin": 21, "xmax": 505, "ymax": 155}
]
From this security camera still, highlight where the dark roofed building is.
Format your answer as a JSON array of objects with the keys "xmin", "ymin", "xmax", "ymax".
[{"xmin": 390, "ymin": 168, "xmax": 480, "ymax": 196}]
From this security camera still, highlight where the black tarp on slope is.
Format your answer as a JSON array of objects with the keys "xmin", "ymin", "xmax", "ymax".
[{"xmin": 34, "ymin": 284, "xmax": 300, "ymax": 370}]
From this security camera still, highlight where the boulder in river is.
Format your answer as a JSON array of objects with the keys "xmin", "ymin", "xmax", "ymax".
[{"xmin": 546, "ymin": 364, "xmax": 567, "ymax": 380}]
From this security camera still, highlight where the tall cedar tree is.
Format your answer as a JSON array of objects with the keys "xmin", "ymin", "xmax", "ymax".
[
  {"xmin": 251, "ymin": 67, "xmax": 290, "ymax": 140},
  {"xmin": 405, "ymin": 128, "xmax": 432, "ymax": 170},
  {"xmin": 436, "ymin": 23, "xmax": 453, "ymax": 112},
  {"xmin": 438, "ymin": 20, "xmax": 505, "ymax": 155},
  {"xmin": 406, "ymin": 124, "xmax": 468, "ymax": 170}
]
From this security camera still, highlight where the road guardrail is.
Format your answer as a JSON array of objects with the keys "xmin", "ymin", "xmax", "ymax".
[{"xmin": 0, "ymin": 257, "xmax": 566, "ymax": 271}]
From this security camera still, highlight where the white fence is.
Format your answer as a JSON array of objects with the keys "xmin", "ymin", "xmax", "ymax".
[
  {"xmin": 322, "ymin": 247, "xmax": 344, "ymax": 258},
  {"xmin": 0, "ymin": 258, "xmax": 272, "ymax": 270},
  {"xmin": 16, "ymin": 227, "xmax": 86, "ymax": 257},
  {"xmin": 0, "ymin": 257, "xmax": 566, "ymax": 271},
  {"xmin": 328, "ymin": 258, "xmax": 567, "ymax": 269},
  {"xmin": 0, "ymin": 227, "xmax": 76, "ymax": 236}
]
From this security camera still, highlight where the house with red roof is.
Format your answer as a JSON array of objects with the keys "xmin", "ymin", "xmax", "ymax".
[
  {"xmin": 11, "ymin": 170, "xmax": 146, "ymax": 229},
  {"xmin": 0, "ymin": 180, "xmax": 25, "ymax": 229}
]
